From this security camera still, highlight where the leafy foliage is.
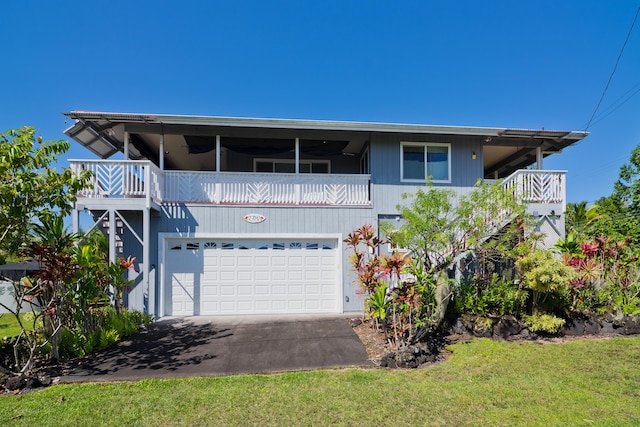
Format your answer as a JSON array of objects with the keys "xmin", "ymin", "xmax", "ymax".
[
  {"xmin": 344, "ymin": 225, "xmax": 439, "ymax": 349},
  {"xmin": 522, "ymin": 313, "xmax": 566, "ymax": 334},
  {"xmin": 387, "ymin": 180, "xmax": 529, "ymax": 277},
  {"xmin": 516, "ymin": 250, "xmax": 574, "ymax": 314},
  {"xmin": 451, "ymin": 273, "xmax": 528, "ymax": 317},
  {"xmin": 0, "ymin": 127, "xmax": 91, "ymax": 259}
]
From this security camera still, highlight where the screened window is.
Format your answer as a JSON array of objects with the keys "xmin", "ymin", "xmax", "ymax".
[
  {"xmin": 254, "ymin": 159, "xmax": 330, "ymax": 174},
  {"xmin": 400, "ymin": 143, "xmax": 450, "ymax": 183}
]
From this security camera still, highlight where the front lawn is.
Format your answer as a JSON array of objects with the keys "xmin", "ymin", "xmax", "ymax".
[
  {"xmin": 0, "ymin": 314, "xmax": 38, "ymax": 339},
  {"xmin": 2, "ymin": 336, "xmax": 639, "ymax": 426}
]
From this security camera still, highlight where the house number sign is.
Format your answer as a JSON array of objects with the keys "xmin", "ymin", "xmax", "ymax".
[{"xmin": 243, "ymin": 213, "xmax": 266, "ymax": 224}]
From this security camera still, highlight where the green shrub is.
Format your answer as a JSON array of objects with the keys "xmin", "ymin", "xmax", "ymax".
[
  {"xmin": 59, "ymin": 328, "xmax": 88, "ymax": 359},
  {"xmin": 451, "ymin": 274, "xmax": 528, "ymax": 316},
  {"xmin": 96, "ymin": 328, "xmax": 120, "ymax": 350},
  {"xmin": 522, "ymin": 314, "xmax": 566, "ymax": 334},
  {"xmin": 55, "ymin": 308, "xmax": 152, "ymax": 359}
]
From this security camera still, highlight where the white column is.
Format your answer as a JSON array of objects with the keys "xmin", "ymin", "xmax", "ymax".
[
  {"xmin": 124, "ymin": 131, "xmax": 130, "ymax": 160},
  {"xmin": 72, "ymin": 206, "xmax": 80, "ymax": 234},
  {"xmin": 143, "ymin": 207, "xmax": 152, "ymax": 316},
  {"xmin": 536, "ymin": 146, "xmax": 543, "ymax": 170},
  {"xmin": 109, "ymin": 209, "xmax": 116, "ymax": 265},
  {"xmin": 295, "ymin": 138, "xmax": 300, "ymax": 174},
  {"xmin": 216, "ymin": 135, "xmax": 221, "ymax": 172},
  {"xmin": 159, "ymin": 134, "xmax": 165, "ymax": 171},
  {"xmin": 295, "ymin": 138, "xmax": 301, "ymax": 203}
]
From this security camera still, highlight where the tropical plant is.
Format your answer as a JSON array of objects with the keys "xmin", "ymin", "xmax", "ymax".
[
  {"xmin": 522, "ymin": 313, "xmax": 566, "ymax": 334},
  {"xmin": 0, "ymin": 126, "xmax": 90, "ymax": 258},
  {"xmin": 366, "ymin": 284, "xmax": 389, "ymax": 328},
  {"xmin": 516, "ymin": 250, "xmax": 575, "ymax": 315},
  {"xmin": 451, "ymin": 273, "xmax": 528, "ymax": 317}
]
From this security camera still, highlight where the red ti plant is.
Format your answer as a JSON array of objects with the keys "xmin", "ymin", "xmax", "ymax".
[{"xmin": 344, "ymin": 224, "xmax": 387, "ymax": 296}]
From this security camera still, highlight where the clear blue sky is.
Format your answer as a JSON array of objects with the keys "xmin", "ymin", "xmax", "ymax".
[{"xmin": 1, "ymin": 1, "xmax": 639, "ymax": 204}]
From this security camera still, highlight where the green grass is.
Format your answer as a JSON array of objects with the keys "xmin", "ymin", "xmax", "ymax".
[
  {"xmin": 2, "ymin": 337, "xmax": 640, "ymax": 426},
  {"xmin": 0, "ymin": 313, "xmax": 39, "ymax": 339}
]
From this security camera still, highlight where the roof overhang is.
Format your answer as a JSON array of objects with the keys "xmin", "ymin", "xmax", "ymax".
[{"xmin": 63, "ymin": 110, "xmax": 588, "ymax": 176}]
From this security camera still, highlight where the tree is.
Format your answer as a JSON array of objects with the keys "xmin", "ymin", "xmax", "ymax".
[
  {"xmin": 613, "ymin": 144, "xmax": 640, "ymax": 211},
  {"xmin": 0, "ymin": 126, "xmax": 91, "ymax": 258},
  {"xmin": 565, "ymin": 201, "xmax": 604, "ymax": 237},
  {"xmin": 386, "ymin": 181, "xmax": 529, "ymax": 278}
]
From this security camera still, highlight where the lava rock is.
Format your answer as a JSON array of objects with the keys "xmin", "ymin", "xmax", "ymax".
[
  {"xmin": 622, "ymin": 315, "xmax": 640, "ymax": 335},
  {"xmin": 494, "ymin": 315, "xmax": 523, "ymax": 339}
]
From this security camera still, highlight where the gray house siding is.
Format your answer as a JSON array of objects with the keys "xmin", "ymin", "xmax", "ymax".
[{"xmin": 369, "ymin": 133, "xmax": 483, "ymax": 187}]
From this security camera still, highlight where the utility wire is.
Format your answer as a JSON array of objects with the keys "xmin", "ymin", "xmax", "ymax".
[
  {"xmin": 584, "ymin": 4, "xmax": 640, "ymax": 132},
  {"xmin": 580, "ymin": 81, "xmax": 640, "ymax": 129}
]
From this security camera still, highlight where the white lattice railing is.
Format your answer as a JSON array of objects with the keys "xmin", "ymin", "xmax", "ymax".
[
  {"xmin": 70, "ymin": 160, "xmax": 163, "ymax": 205},
  {"xmin": 501, "ymin": 170, "xmax": 566, "ymax": 211},
  {"xmin": 71, "ymin": 160, "xmax": 371, "ymax": 206},
  {"xmin": 163, "ymin": 171, "xmax": 371, "ymax": 205}
]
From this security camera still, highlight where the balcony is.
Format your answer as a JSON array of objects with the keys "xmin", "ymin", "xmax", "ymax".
[
  {"xmin": 70, "ymin": 160, "xmax": 371, "ymax": 207},
  {"xmin": 501, "ymin": 169, "xmax": 566, "ymax": 211}
]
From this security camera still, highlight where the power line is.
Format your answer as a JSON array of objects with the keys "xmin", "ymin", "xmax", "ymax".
[
  {"xmin": 584, "ymin": 4, "xmax": 640, "ymax": 132},
  {"xmin": 580, "ymin": 81, "xmax": 640, "ymax": 129}
]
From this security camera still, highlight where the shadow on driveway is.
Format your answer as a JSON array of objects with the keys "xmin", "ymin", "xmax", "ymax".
[{"xmin": 62, "ymin": 316, "xmax": 370, "ymax": 383}]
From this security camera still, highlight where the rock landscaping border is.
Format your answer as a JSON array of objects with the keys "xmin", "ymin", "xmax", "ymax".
[{"xmin": 368, "ymin": 313, "xmax": 640, "ymax": 369}]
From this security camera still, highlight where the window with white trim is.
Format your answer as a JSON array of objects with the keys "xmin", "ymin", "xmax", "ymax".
[
  {"xmin": 400, "ymin": 142, "xmax": 451, "ymax": 183},
  {"xmin": 254, "ymin": 159, "xmax": 330, "ymax": 173}
]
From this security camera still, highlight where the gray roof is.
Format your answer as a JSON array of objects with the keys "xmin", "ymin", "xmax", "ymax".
[{"xmin": 63, "ymin": 110, "xmax": 588, "ymax": 177}]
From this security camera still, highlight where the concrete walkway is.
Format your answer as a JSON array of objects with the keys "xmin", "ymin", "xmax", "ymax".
[{"xmin": 62, "ymin": 315, "xmax": 370, "ymax": 382}]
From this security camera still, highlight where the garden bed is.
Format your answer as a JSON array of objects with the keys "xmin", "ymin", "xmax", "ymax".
[{"xmin": 352, "ymin": 313, "xmax": 640, "ymax": 368}]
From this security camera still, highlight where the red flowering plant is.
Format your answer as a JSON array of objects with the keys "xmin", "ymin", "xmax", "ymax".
[
  {"xmin": 558, "ymin": 234, "xmax": 640, "ymax": 314},
  {"xmin": 346, "ymin": 225, "xmax": 436, "ymax": 349}
]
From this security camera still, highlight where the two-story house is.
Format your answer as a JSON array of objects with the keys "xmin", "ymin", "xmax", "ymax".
[{"xmin": 64, "ymin": 111, "xmax": 587, "ymax": 318}]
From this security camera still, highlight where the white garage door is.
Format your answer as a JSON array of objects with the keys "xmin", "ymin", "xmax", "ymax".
[{"xmin": 165, "ymin": 238, "xmax": 340, "ymax": 316}]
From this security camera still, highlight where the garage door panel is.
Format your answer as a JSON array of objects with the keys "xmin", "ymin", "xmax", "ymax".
[
  {"xmin": 255, "ymin": 285, "xmax": 269, "ymax": 295},
  {"xmin": 237, "ymin": 271, "xmax": 252, "ymax": 281},
  {"xmin": 220, "ymin": 271, "xmax": 235, "ymax": 281},
  {"xmin": 272, "ymin": 285, "xmax": 286, "ymax": 294},
  {"xmin": 255, "ymin": 257, "xmax": 270, "ymax": 267},
  {"xmin": 271, "ymin": 270, "xmax": 286, "ymax": 280},
  {"xmin": 166, "ymin": 238, "xmax": 340, "ymax": 315},
  {"xmin": 288, "ymin": 270, "xmax": 303, "ymax": 281},
  {"xmin": 255, "ymin": 270, "xmax": 269, "ymax": 281},
  {"xmin": 220, "ymin": 285, "xmax": 235, "ymax": 296},
  {"xmin": 237, "ymin": 285, "xmax": 253, "ymax": 295},
  {"xmin": 237, "ymin": 256, "xmax": 253, "ymax": 267},
  {"xmin": 288, "ymin": 256, "xmax": 303, "ymax": 266},
  {"xmin": 220, "ymin": 256, "xmax": 236, "ymax": 267},
  {"xmin": 271, "ymin": 256, "xmax": 286, "ymax": 267}
]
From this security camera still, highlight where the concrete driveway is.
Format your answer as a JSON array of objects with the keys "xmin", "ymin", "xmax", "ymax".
[{"xmin": 62, "ymin": 315, "xmax": 370, "ymax": 382}]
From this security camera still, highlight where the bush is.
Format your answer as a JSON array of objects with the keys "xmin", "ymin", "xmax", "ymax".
[
  {"xmin": 56, "ymin": 308, "xmax": 152, "ymax": 360},
  {"xmin": 451, "ymin": 274, "xmax": 528, "ymax": 317},
  {"xmin": 522, "ymin": 314, "xmax": 566, "ymax": 334}
]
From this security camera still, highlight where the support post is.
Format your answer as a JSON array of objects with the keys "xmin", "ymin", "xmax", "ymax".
[
  {"xmin": 143, "ymin": 207, "xmax": 152, "ymax": 316},
  {"xmin": 159, "ymin": 134, "xmax": 165, "ymax": 171},
  {"xmin": 124, "ymin": 131, "xmax": 130, "ymax": 160},
  {"xmin": 536, "ymin": 146, "xmax": 543, "ymax": 170},
  {"xmin": 72, "ymin": 206, "xmax": 80, "ymax": 234},
  {"xmin": 215, "ymin": 135, "xmax": 221, "ymax": 203},
  {"xmin": 109, "ymin": 209, "xmax": 116, "ymax": 265},
  {"xmin": 216, "ymin": 135, "xmax": 221, "ymax": 172},
  {"xmin": 295, "ymin": 137, "xmax": 300, "ymax": 204},
  {"xmin": 295, "ymin": 137, "xmax": 300, "ymax": 174}
]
